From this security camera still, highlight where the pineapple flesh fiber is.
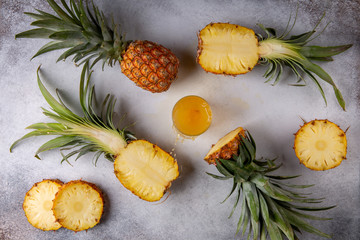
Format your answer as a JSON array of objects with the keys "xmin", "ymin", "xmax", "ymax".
[
  {"xmin": 23, "ymin": 179, "xmax": 63, "ymax": 231},
  {"xmin": 294, "ymin": 119, "xmax": 347, "ymax": 170},
  {"xmin": 52, "ymin": 180, "xmax": 104, "ymax": 232}
]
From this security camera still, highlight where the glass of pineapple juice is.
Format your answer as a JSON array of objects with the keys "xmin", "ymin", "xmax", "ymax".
[{"xmin": 172, "ymin": 95, "xmax": 212, "ymax": 137}]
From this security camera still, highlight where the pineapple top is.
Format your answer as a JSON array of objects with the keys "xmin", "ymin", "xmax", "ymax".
[
  {"xmin": 16, "ymin": 0, "xmax": 129, "ymax": 69},
  {"xmin": 207, "ymin": 130, "xmax": 334, "ymax": 239}
]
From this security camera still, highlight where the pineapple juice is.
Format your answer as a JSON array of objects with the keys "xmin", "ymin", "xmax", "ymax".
[{"xmin": 172, "ymin": 96, "xmax": 212, "ymax": 136}]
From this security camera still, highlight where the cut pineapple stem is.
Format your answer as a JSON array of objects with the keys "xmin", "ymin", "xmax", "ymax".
[
  {"xmin": 258, "ymin": 38, "xmax": 301, "ymax": 61},
  {"xmin": 67, "ymin": 124, "xmax": 127, "ymax": 156}
]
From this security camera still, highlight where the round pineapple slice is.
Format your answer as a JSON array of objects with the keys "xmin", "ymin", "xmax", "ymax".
[
  {"xmin": 52, "ymin": 180, "xmax": 104, "ymax": 232},
  {"xmin": 23, "ymin": 179, "xmax": 63, "ymax": 231},
  {"xmin": 204, "ymin": 127, "xmax": 246, "ymax": 164},
  {"xmin": 114, "ymin": 140, "xmax": 179, "ymax": 202},
  {"xmin": 294, "ymin": 119, "xmax": 347, "ymax": 171}
]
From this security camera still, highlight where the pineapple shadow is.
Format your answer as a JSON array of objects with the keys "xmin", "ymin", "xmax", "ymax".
[{"xmin": 172, "ymin": 49, "xmax": 199, "ymax": 88}]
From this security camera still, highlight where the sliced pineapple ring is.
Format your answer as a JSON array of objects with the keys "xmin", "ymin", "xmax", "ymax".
[
  {"xmin": 52, "ymin": 180, "xmax": 104, "ymax": 232},
  {"xmin": 197, "ymin": 23, "xmax": 259, "ymax": 75},
  {"xmin": 294, "ymin": 119, "xmax": 347, "ymax": 171},
  {"xmin": 204, "ymin": 127, "xmax": 246, "ymax": 164},
  {"xmin": 23, "ymin": 179, "xmax": 63, "ymax": 231},
  {"xmin": 114, "ymin": 140, "xmax": 179, "ymax": 202}
]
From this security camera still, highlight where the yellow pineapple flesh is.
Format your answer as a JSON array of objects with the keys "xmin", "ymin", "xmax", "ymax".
[
  {"xmin": 52, "ymin": 180, "xmax": 104, "ymax": 232},
  {"xmin": 204, "ymin": 127, "xmax": 246, "ymax": 164},
  {"xmin": 23, "ymin": 179, "xmax": 63, "ymax": 231},
  {"xmin": 197, "ymin": 23, "xmax": 259, "ymax": 75},
  {"xmin": 294, "ymin": 119, "xmax": 347, "ymax": 171},
  {"xmin": 114, "ymin": 140, "xmax": 179, "ymax": 202},
  {"xmin": 121, "ymin": 40, "xmax": 180, "ymax": 93}
]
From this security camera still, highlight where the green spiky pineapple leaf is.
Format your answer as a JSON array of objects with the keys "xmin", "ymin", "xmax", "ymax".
[{"xmin": 206, "ymin": 130, "xmax": 333, "ymax": 239}]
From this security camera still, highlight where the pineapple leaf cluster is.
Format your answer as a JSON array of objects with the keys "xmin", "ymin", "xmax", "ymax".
[
  {"xmin": 10, "ymin": 63, "xmax": 135, "ymax": 164},
  {"xmin": 16, "ymin": 0, "xmax": 127, "ymax": 68},
  {"xmin": 257, "ymin": 12, "xmax": 352, "ymax": 111},
  {"xmin": 207, "ymin": 131, "xmax": 334, "ymax": 239}
]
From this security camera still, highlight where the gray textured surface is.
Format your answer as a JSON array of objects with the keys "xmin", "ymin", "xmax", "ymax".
[{"xmin": 1, "ymin": 0, "xmax": 360, "ymax": 239}]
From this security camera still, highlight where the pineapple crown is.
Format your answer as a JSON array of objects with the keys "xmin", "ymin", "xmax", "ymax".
[
  {"xmin": 16, "ymin": 0, "xmax": 129, "ymax": 69},
  {"xmin": 207, "ymin": 130, "xmax": 334, "ymax": 239},
  {"xmin": 10, "ymin": 62, "xmax": 136, "ymax": 165},
  {"xmin": 256, "ymin": 10, "xmax": 352, "ymax": 111}
]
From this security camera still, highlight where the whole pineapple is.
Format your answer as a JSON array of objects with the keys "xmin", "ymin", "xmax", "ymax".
[
  {"xmin": 16, "ymin": 0, "xmax": 179, "ymax": 93},
  {"xmin": 205, "ymin": 127, "xmax": 334, "ymax": 239},
  {"xmin": 197, "ymin": 17, "xmax": 352, "ymax": 110},
  {"xmin": 11, "ymin": 64, "xmax": 179, "ymax": 202},
  {"xmin": 294, "ymin": 119, "xmax": 347, "ymax": 170}
]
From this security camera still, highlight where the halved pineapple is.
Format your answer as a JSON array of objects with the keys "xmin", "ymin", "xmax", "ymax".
[
  {"xmin": 52, "ymin": 180, "xmax": 104, "ymax": 232},
  {"xmin": 114, "ymin": 140, "xmax": 179, "ymax": 202},
  {"xmin": 294, "ymin": 119, "xmax": 347, "ymax": 171},
  {"xmin": 197, "ymin": 23, "xmax": 259, "ymax": 75},
  {"xmin": 204, "ymin": 127, "xmax": 246, "ymax": 164},
  {"xmin": 23, "ymin": 179, "xmax": 63, "ymax": 231}
]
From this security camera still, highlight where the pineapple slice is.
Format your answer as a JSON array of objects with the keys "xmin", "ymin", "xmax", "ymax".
[
  {"xmin": 204, "ymin": 127, "xmax": 245, "ymax": 164},
  {"xmin": 294, "ymin": 119, "xmax": 347, "ymax": 170},
  {"xmin": 52, "ymin": 180, "xmax": 104, "ymax": 232},
  {"xmin": 23, "ymin": 179, "xmax": 63, "ymax": 231},
  {"xmin": 114, "ymin": 140, "xmax": 179, "ymax": 202},
  {"xmin": 197, "ymin": 23, "xmax": 259, "ymax": 75}
]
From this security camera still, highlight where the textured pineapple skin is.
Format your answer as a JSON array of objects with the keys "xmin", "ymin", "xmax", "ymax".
[
  {"xmin": 23, "ymin": 179, "xmax": 63, "ymax": 231},
  {"xmin": 294, "ymin": 119, "xmax": 347, "ymax": 171},
  {"xmin": 114, "ymin": 140, "xmax": 179, "ymax": 202},
  {"xmin": 120, "ymin": 40, "xmax": 180, "ymax": 93},
  {"xmin": 197, "ymin": 23, "xmax": 259, "ymax": 75},
  {"xmin": 52, "ymin": 180, "xmax": 104, "ymax": 232},
  {"xmin": 204, "ymin": 127, "xmax": 246, "ymax": 164}
]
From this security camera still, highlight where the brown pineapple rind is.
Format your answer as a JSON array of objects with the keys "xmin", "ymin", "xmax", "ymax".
[
  {"xmin": 120, "ymin": 40, "xmax": 180, "ymax": 93},
  {"xmin": 23, "ymin": 179, "xmax": 64, "ymax": 231},
  {"xmin": 294, "ymin": 119, "xmax": 347, "ymax": 171},
  {"xmin": 204, "ymin": 127, "xmax": 246, "ymax": 164},
  {"xmin": 52, "ymin": 180, "xmax": 104, "ymax": 232}
]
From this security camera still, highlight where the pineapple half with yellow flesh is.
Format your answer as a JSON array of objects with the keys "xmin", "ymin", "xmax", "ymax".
[
  {"xmin": 23, "ymin": 179, "xmax": 63, "ymax": 231},
  {"xmin": 115, "ymin": 140, "xmax": 179, "ymax": 201},
  {"xmin": 52, "ymin": 180, "xmax": 104, "ymax": 231},
  {"xmin": 16, "ymin": 0, "xmax": 179, "ymax": 93},
  {"xmin": 197, "ymin": 17, "xmax": 352, "ymax": 110},
  {"xmin": 205, "ymin": 127, "xmax": 334, "ymax": 239},
  {"xmin": 10, "ymin": 63, "xmax": 179, "ymax": 202},
  {"xmin": 294, "ymin": 119, "xmax": 347, "ymax": 170}
]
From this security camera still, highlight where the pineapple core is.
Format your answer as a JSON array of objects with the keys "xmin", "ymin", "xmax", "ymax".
[
  {"xmin": 294, "ymin": 120, "xmax": 347, "ymax": 171},
  {"xmin": 172, "ymin": 95, "xmax": 212, "ymax": 136},
  {"xmin": 197, "ymin": 23, "xmax": 259, "ymax": 75}
]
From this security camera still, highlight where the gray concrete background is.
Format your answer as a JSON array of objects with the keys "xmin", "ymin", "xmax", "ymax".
[{"xmin": 1, "ymin": 0, "xmax": 359, "ymax": 239}]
